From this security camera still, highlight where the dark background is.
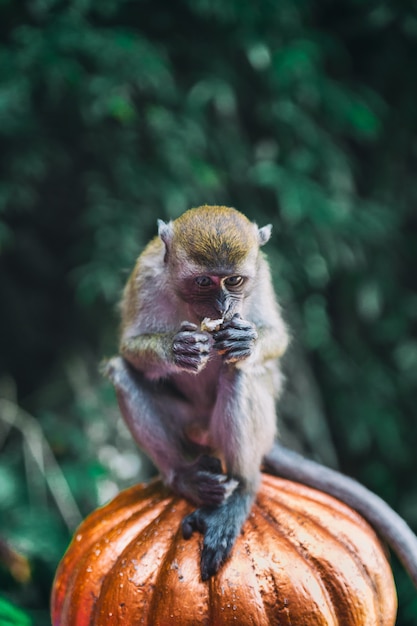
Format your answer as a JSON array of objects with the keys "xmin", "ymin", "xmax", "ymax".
[{"xmin": 0, "ymin": 0, "xmax": 416, "ymax": 624}]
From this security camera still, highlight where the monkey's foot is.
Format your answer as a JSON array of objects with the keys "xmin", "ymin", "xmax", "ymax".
[
  {"xmin": 173, "ymin": 455, "xmax": 237, "ymax": 507},
  {"xmin": 182, "ymin": 491, "xmax": 253, "ymax": 580}
]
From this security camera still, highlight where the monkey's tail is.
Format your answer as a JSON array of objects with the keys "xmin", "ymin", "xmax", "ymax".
[{"xmin": 264, "ymin": 442, "xmax": 417, "ymax": 589}]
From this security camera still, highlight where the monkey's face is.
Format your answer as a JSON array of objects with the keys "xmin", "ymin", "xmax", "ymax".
[
  {"xmin": 178, "ymin": 272, "xmax": 252, "ymax": 322},
  {"xmin": 167, "ymin": 237, "xmax": 260, "ymax": 323}
]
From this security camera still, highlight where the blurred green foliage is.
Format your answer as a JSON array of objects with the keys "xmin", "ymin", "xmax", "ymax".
[
  {"xmin": 0, "ymin": 0, "xmax": 416, "ymax": 624},
  {"xmin": 0, "ymin": 596, "xmax": 32, "ymax": 626}
]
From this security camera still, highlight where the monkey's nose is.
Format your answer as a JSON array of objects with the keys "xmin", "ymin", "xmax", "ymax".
[{"xmin": 214, "ymin": 297, "xmax": 228, "ymax": 317}]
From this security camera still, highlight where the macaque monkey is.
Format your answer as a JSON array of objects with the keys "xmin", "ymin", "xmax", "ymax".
[{"xmin": 104, "ymin": 205, "xmax": 417, "ymax": 587}]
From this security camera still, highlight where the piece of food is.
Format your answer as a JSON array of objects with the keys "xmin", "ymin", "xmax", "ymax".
[{"xmin": 201, "ymin": 317, "xmax": 224, "ymax": 332}]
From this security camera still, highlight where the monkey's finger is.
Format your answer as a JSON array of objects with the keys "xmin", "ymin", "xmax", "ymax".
[
  {"xmin": 173, "ymin": 353, "xmax": 210, "ymax": 373},
  {"xmin": 179, "ymin": 321, "xmax": 199, "ymax": 332},
  {"xmin": 221, "ymin": 315, "xmax": 255, "ymax": 331},
  {"xmin": 182, "ymin": 510, "xmax": 207, "ymax": 539},
  {"xmin": 197, "ymin": 476, "xmax": 227, "ymax": 506},
  {"xmin": 213, "ymin": 338, "xmax": 255, "ymax": 355},
  {"xmin": 173, "ymin": 343, "xmax": 209, "ymax": 356},
  {"xmin": 174, "ymin": 331, "xmax": 210, "ymax": 346},
  {"xmin": 223, "ymin": 349, "xmax": 254, "ymax": 364},
  {"xmin": 213, "ymin": 325, "xmax": 257, "ymax": 343}
]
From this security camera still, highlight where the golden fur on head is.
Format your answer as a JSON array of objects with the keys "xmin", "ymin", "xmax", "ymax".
[{"xmin": 173, "ymin": 205, "xmax": 258, "ymax": 269}]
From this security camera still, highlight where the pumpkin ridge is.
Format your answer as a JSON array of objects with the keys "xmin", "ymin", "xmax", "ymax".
[
  {"xmin": 300, "ymin": 517, "xmax": 388, "ymax": 626},
  {"xmin": 56, "ymin": 491, "xmax": 181, "ymax": 626},
  {"xmin": 81, "ymin": 479, "xmax": 170, "ymax": 536},
  {"xmin": 255, "ymin": 492, "xmax": 387, "ymax": 625},
  {"xmin": 147, "ymin": 520, "xmax": 210, "ymax": 626},
  {"xmin": 307, "ymin": 553, "xmax": 387, "ymax": 626},
  {"xmin": 248, "ymin": 530, "xmax": 283, "ymax": 626},
  {"xmin": 257, "ymin": 479, "xmax": 384, "ymax": 577},
  {"xmin": 246, "ymin": 511, "xmax": 326, "ymax": 626},
  {"xmin": 53, "ymin": 477, "xmax": 171, "ymax": 612},
  {"xmin": 261, "ymin": 475, "xmax": 371, "ymax": 530},
  {"xmin": 209, "ymin": 524, "xmax": 272, "ymax": 626},
  {"xmin": 93, "ymin": 495, "xmax": 193, "ymax": 625},
  {"xmin": 250, "ymin": 501, "xmax": 339, "ymax": 625},
  {"xmin": 257, "ymin": 481, "xmax": 394, "ymax": 622}
]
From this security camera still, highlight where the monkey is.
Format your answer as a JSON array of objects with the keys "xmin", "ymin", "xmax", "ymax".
[{"xmin": 103, "ymin": 205, "xmax": 417, "ymax": 587}]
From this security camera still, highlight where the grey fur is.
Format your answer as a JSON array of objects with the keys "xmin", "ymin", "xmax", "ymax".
[{"xmin": 104, "ymin": 207, "xmax": 417, "ymax": 586}]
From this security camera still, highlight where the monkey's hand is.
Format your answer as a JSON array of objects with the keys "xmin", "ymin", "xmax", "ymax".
[
  {"xmin": 212, "ymin": 314, "xmax": 258, "ymax": 363},
  {"xmin": 172, "ymin": 322, "xmax": 210, "ymax": 373},
  {"xmin": 172, "ymin": 455, "xmax": 238, "ymax": 506}
]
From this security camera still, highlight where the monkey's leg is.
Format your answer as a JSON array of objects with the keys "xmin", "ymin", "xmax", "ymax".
[
  {"xmin": 183, "ymin": 366, "xmax": 277, "ymax": 579},
  {"xmin": 104, "ymin": 356, "xmax": 233, "ymax": 507}
]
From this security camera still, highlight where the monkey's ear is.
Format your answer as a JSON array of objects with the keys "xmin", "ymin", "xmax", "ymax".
[
  {"xmin": 258, "ymin": 224, "xmax": 272, "ymax": 246},
  {"xmin": 157, "ymin": 219, "xmax": 174, "ymax": 263},
  {"xmin": 157, "ymin": 219, "xmax": 174, "ymax": 246}
]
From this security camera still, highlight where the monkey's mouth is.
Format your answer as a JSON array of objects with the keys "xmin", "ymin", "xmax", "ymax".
[{"xmin": 193, "ymin": 301, "xmax": 238, "ymax": 325}]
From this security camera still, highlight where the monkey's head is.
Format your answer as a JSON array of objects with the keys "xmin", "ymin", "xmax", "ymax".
[{"xmin": 158, "ymin": 205, "xmax": 271, "ymax": 322}]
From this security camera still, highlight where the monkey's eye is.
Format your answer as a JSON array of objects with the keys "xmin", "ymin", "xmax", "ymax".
[
  {"xmin": 224, "ymin": 275, "xmax": 244, "ymax": 288},
  {"xmin": 195, "ymin": 276, "xmax": 214, "ymax": 288}
]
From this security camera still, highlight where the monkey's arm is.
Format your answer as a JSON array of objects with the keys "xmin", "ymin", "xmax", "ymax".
[
  {"xmin": 120, "ymin": 322, "xmax": 210, "ymax": 377},
  {"xmin": 264, "ymin": 442, "xmax": 417, "ymax": 588},
  {"xmin": 251, "ymin": 324, "xmax": 289, "ymax": 363}
]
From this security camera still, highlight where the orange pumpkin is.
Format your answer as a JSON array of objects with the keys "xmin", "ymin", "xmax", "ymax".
[{"xmin": 51, "ymin": 474, "xmax": 397, "ymax": 625}]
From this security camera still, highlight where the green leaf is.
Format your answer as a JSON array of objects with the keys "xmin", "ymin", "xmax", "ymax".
[{"xmin": 0, "ymin": 598, "xmax": 32, "ymax": 626}]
